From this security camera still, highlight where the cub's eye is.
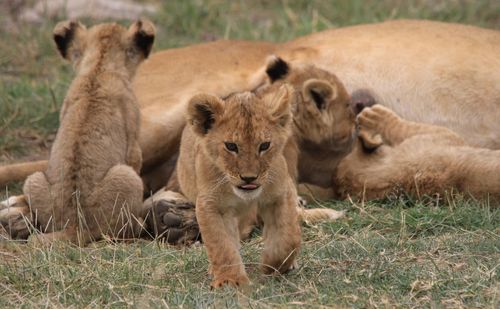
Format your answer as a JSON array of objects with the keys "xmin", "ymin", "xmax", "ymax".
[
  {"xmin": 224, "ymin": 142, "xmax": 238, "ymax": 153},
  {"xmin": 259, "ymin": 142, "xmax": 271, "ymax": 152}
]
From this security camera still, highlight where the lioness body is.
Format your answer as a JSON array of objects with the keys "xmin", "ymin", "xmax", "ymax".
[
  {"xmin": 1, "ymin": 19, "xmax": 499, "ymax": 187},
  {"xmin": 135, "ymin": 19, "xmax": 500, "ymax": 174},
  {"xmin": 143, "ymin": 58, "xmax": 499, "ymax": 245},
  {"xmin": 19, "ymin": 20, "xmax": 156, "ymax": 245}
]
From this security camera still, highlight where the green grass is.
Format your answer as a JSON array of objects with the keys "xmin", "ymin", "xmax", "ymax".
[
  {"xmin": 0, "ymin": 0, "xmax": 499, "ymax": 307},
  {"xmin": 0, "ymin": 201, "xmax": 498, "ymax": 307}
]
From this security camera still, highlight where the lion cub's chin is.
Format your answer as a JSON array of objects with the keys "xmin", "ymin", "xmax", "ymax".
[{"xmin": 232, "ymin": 186, "xmax": 263, "ymax": 201}]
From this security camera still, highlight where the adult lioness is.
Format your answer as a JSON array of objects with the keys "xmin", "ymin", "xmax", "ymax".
[
  {"xmin": 12, "ymin": 20, "xmax": 155, "ymax": 245},
  {"xmin": 180, "ymin": 86, "xmax": 301, "ymax": 288},
  {"xmin": 1, "ymin": 20, "xmax": 499, "ymax": 188},
  {"xmin": 143, "ymin": 57, "xmax": 500, "ymax": 245}
]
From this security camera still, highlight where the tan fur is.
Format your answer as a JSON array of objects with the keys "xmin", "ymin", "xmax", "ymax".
[
  {"xmin": 2, "ymin": 20, "xmax": 499, "ymax": 189},
  {"xmin": 142, "ymin": 61, "xmax": 351, "ymax": 243},
  {"xmin": 263, "ymin": 60, "xmax": 500, "ymax": 203},
  {"xmin": 334, "ymin": 105, "xmax": 500, "ymax": 202},
  {"xmin": 257, "ymin": 58, "xmax": 357, "ymax": 189},
  {"xmin": 18, "ymin": 20, "xmax": 156, "ymax": 245},
  {"xmin": 177, "ymin": 86, "xmax": 301, "ymax": 288}
]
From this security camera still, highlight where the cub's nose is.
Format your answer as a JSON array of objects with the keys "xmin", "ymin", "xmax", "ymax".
[{"xmin": 240, "ymin": 175, "xmax": 257, "ymax": 183}]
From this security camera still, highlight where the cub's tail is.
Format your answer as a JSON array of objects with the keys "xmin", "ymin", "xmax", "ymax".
[{"xmin": 0, "ymin": 160, "xmax": 48, "ymax": 187}]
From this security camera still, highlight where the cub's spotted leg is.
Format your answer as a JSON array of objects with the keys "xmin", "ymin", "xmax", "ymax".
[
  {"xmin": 357, "ymin": 105, "xmax": 464, "ymax": 151},
  {"xmin": 258, "ymin": 188, "xmax": 301, "ymax": 275},
  {"xmin": 196, "ymin": 197, "xmax": 249, "ymax": 288}
]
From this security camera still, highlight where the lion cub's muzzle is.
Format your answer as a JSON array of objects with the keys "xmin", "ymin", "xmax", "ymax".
[
  {"xmin": 237, "ymin": 175, "xmax": 260, "ymax": 191},
  {"xmin": 232, "ymin": 174, "xmax": 263, "ymax": 200}
]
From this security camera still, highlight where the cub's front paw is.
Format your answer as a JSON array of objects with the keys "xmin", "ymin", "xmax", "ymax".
[
  {"xmin": 211, "ymin": 274, "xmax": 250, "ymax": 289},
  {"xmin": 357, "ymin": 105, "xmax": 398, "ymax": 151}
]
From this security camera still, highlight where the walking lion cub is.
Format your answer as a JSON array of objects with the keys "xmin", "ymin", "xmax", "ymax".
[
  {"xmin": 177, "ymin": 86, "xmax": 301, "ymax": 288},
  {"xmin": 21, "ymin": 20, "xmax": 155, "ymax": 245}
]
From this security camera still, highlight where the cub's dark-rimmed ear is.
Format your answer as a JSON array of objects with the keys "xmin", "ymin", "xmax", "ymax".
[
  {"xmin": 303, "ymin": 79, "xmax": 338, "ymax": 110},
  {"xmin": 268, "ymin": 84, "xmax": 293, "ymax": 127},
  {"xmin": 128, "ymin": 19, "xmax": 156, "ymax": 58},
  {"xmin": 53, "ymin": 20, "xmax": 86, "ymax": 60},
  {"xmin": 187, "ymin": 94, "xmax": 224, "ymax": 135},
  {"xmin": 265, "ymin": 55, "xmax": 290, "ymax": 83}
]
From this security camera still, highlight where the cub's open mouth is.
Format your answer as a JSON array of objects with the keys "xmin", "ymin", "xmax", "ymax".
[{"xmin": 237, "ymin": 184, "xmax": 260, "ymax": 191}]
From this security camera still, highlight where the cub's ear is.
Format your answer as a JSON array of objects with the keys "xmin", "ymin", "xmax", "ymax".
[
  {"xmin": 302, "ymin": 79, "xmax": 337, "ymax": 110},
  {"xmin": 128, "ymin": 19, "xmax": 156, "ymax": 58},
  {"xmin": 187, "ymin": 94, "xmax": 224, "ymax": 135},
  {"xmin": 269, "ymin": 84, "xmax": 293, "ymax": 127},
  {"xmin": 265, "ymin": 55, "xmax": 290, "ymax": 83},
  {"xmin": 53, "ymin": 20, "xmax": 86, "ymax": 60}
]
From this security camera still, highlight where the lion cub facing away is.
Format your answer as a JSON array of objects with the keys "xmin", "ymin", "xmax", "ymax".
[
  {"xmin": 22, "ymin": 20, "xmax": 155, "ymax": 245},
  {"xmin": 177, "ymin": 85, "xmax": 301, "ymax": 288}
]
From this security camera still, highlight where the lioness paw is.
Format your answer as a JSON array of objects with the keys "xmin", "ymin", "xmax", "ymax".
[
  {"xmin": 146, "ymin": 199, "xmax": 200, "ymax": 245},
  {"xmin": 210, "ymin": 275, "xmax": 250, "ymax": 289}
]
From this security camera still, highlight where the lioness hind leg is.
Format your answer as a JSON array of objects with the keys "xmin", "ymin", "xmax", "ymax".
[
  {"xmin": 259, "ymin": 191, "xmax": 301, "ymax": 275},
  {"xmin": 84, "ymin": 164, "xmax": 144, "ymax": 242}
]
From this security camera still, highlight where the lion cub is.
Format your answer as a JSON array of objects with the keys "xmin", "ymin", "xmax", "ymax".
[
  {"xmin": 177, "ymin": 86, "xmax": 301, "ymax": 288},
  {"xmin": 22, "ymin": 20, "xmax": 155, "ymax": 245}
]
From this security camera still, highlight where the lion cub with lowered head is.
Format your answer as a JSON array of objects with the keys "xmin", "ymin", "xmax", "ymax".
[
  {"xmin": 22, "ymin": 20, "xmax": 155, "ymax": 245},
  {"xmin": 177, "ymin": 85, "xmax": 301, "ymax": 288}
]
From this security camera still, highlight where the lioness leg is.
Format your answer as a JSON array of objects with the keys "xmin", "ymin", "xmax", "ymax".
[
  {"xmin": 83, "ymin": 164, "xmax": 144, "ymax": 243},
  {"xmin": 196, "ymin": 198, "xmax": 249, "ymax": 288},
  {"xmin": 258, "ymin": 189, "xmax": 301, "ymax": 274},
  {"xmin": 358, "ymin": 105, "xmax": 464, "ymax": 150}
]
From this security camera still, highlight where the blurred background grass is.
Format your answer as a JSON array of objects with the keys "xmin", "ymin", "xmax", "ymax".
[{"xmin": 0, "ymin": 1, "xmax": 498, "ymax": 307}]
